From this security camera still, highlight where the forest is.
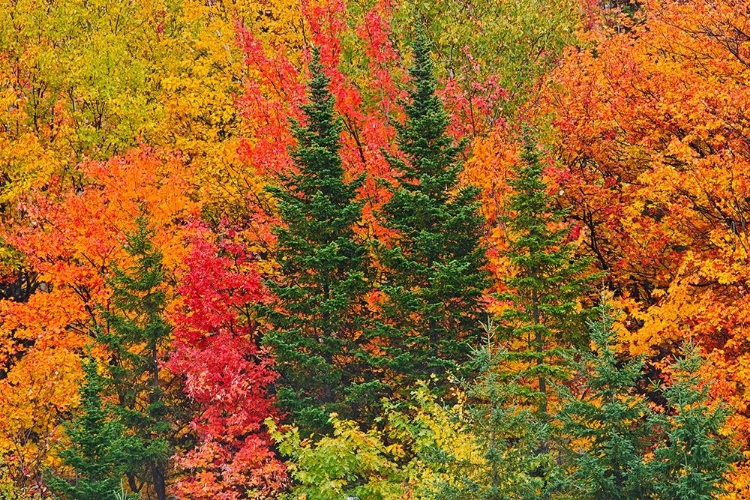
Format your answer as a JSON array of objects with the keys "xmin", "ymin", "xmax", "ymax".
[{"xmin": 0, "ymin": 0, "xmax": 748, "ymax": 498}]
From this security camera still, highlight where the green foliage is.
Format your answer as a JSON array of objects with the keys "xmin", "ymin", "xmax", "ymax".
[
  {"xmin": 98, "ymin": 217, "xmax": 174, "ymax": 500},
  {"xmin": 263, "ymin": 47, "xmax": 372, "ymax": 436},
  {"xmin": 345, "ymin": 0, "xmax": 580, "ymax": 118},
  {"xmin": 46, "ymin": 356, "xmax": 136, "ymax": 500},
  {"xmin": 271, "ymin": 417, "xmax": 403, "ymax": 500},
  {"xmin": 465, "ymin": 323, "xmax": 564, "ymax": 500},
  {"xmin": 559, "ymin": 302, "xmax": 737, "ymax": 500},
  {"xmin": 499, "ymin": 133, "xmax": 596, "ymax": 417},
  {"xmin": 558, "ymin": 299, "xmax": 655, "ymax": 499},
  {"xmin": 462, "ymin": 133, "xmax": 596, "ymax": 499},
  {"xmin": 375, "ymin": 33, "xmax": 489, "ymax": 392},
  {"xmin": 652, "ymin": 343, "xmax": 737, "ymax": 500},
  {"xmin": 270, "ymin": 384, "xmax": 487, "ymax": 500}
]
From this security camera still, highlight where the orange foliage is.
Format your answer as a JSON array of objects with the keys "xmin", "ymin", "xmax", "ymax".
[
  {"xmin": 539, "ymin": 0, "xmax": 750, "ymax": 492},
  {"xmin": 0, "ymin": 148, "xmax": 198, "ymax": 496}
]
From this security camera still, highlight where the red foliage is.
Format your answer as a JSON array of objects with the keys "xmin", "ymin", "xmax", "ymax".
[{"xmin": 167, "ymin": 233, "xmax": 286, "ymax": 499}]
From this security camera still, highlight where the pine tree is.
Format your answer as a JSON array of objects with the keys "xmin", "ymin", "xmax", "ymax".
[
  {"xmin": 559, "ymin": 298, "xmax": 655, "ymax": 500},
  {"xmin": 375, "ymin": 32, "xmax": 489, "ymax": 390},
  {"xmin": 47, "ymin": 356, "xmax": 136, "ymax": 500},
  {"xmin": 99, "ymin": 216, "xmax": 173, "ymax": 500},
  {"xmin": 263, "ymin": 47, "xmax": 371, "ymax": 436},
  {"xmin": 652, "ymin": 343, "xmax": 736, "ymax": 500}
]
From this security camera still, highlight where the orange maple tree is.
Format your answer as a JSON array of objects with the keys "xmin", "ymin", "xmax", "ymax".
[
  {"xmin": 0, "ymin": 147, "xmax": 198, "ymax": 495},
  {"xmin": 538, "ymin": 0, "xmax": 750, "ymax": 493}
]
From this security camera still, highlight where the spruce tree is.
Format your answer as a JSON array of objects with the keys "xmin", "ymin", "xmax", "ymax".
[
  {"xmin": 263, "ymin": 47, "xmax": 371, "ymax": 435},
  {"xmin": 375, "ymin": 32, "xmax": 489, "ymax": 389},
  {"xmin": 99, "ymin": 217, "xmax": 173, "ymax": 500},
  {"xmin": 498, "ymin": 133, "xmax": 595, "ymax": 419},
  {"xmin": 652, "ymin": 343, "xmax": 736, "ymax": 500},
  {"xmin": 560, "ymin": 306, "xmax": 736, "ymax": 500},
  {"xmin": 468, "ymin": 133, "xmax": 595, "ymax": 498},
  {"xmin": 47, "ymin": 356, "xmax": 136, "ymax": 500},
  {"xmin": 559, "ymin": 299, "xmax": 655, "ymax": 500},
  {"xmin": 465, "ymin": 322, "xmax": 561, "ymax": 500}
]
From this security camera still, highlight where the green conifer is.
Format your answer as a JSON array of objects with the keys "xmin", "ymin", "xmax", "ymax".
[
  {"xmin": 466, "ymin": 322, "xmax": 561, "ymax": 500},
  {"xmin": 467, "ymin": 133, "xmax": 595, "ymax": 498},
  {"xmin": 559, "ymin": 299, "xmax": 655, "ymax": 499},
  {"xmin": 560, "ymin": 306, "xmax": 736, "ymax": 500},
  {"xmin": 263, "ymin": 47, "xmax": 371, "ymax": 435},
  {"xmin": 498, "ymin": 133, "xmax": 595, "ymax": 418},
  {"xmin": 47, "ymin": 356, "xmax": 136, "ymax": 500},
  {"xmin": 99, "ymin": 217, "xmax": 172, "ymax": 500},
  {"xmin": 375, "ymin": 32, "xmax": 489, "ymax": 389},
  {"xmin": 652, "ymin": 343, "xmax": 736, "ymax": 500}
]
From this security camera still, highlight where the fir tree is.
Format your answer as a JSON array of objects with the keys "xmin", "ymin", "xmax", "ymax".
[
  {"xmin": 560, "ymin": 305, "xmax": 736, "ymax": 500},
  {"xmin": 465, "ymin": 322, "xmax": 561, "ymax": 500},
  {"xmin": 498, "ymin": 132, "xmax": 595, "ymax": 419},
  {"xmin": 263, "ymin": 47, "xmax": 371, "ymax": 435},
  {"xmin": 652, "ymin": 343, "xmax": 736, "ymax": 500},
  {"xmin": 559, "ymin": 299, "xmax": 655, "ymax": 500},
  {"xmin": 375, "ymin": 32, "xmax": 489, "ymax": 389},
  {"xmin": 99, "ymin": 216, "xmax": 173, "ymax": 500},
  {"xmin": 470, "ymin": 132, "xmax": 596, "ymax": 498},
  {"xmin": 47, "ymin": 356, "xmax": 136, "ymax": 500}
]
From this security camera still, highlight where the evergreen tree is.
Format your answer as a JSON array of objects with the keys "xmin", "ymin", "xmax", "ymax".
[
  {"xmin": 560, "ymin": 304, "xmax": 736, "ymax": 500},
  {"xmin": 47, "ymin": 356, "xmax": 136, "ymax": 500},
  {"xmin": 652, "ymin": 343, "xmax": 736, "ymax": 500},
  {"xmin": 263, "ymin": 47, "xmax": 371, "ymax": 435},
  {"xmin": 559, "ymin": 299, "xmax": 655, "ymax": 500},
  {"xmin": 498, "ymin": 132, "xmax": 595, "ymax": 419},
  {"xmin": 375, "ymin": 32, "xmax": 489, "ymax": 389},
  {"xmin": 465, "ymin": 322, "xmax": 561, "ymax": 500},
  {"xmin": 468, "ymin": 132, "xmax": 596, "ymax": 498},
  {"xmin": 99, "ymin": 217, "xmax": 173, "ymax": 500}
]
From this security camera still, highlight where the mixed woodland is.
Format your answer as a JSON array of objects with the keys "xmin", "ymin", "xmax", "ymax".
[{"xmin": 0, "ymin": 0, "xmax": 748, "ymax": 498}]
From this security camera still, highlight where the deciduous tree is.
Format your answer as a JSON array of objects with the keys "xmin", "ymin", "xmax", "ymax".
[{"xmin": 166, "ymin": 234, "xmax": 286, "ymax": 498}]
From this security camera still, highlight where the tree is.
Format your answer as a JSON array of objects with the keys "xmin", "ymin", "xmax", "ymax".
[
  {"xmin": 559, "ymin": 299, "xmax": 655, "ymax": 499},
  {"xmin": 560, "ymin": 303, "xmax": 737, "ymax": 500},
  {"xmin": 46, "ymin": 355, "xmax": 136, "ymax": 500},
  {"xmin": 263, "ymin": 47, "xmax": 372, "ymax": 436},
  {"xmin": 652, "ymin": 343, "xmax": 737, "ymax": 500},
  {"xmin": 471, "ymin": 133, "xmax": 595, "ymax": 498},
  {"xmin": 545, "ymin": 1, "xmax": 750, "ymax": 481},
  {"xmin": 270, "ymin": 384, "xmax": 486, "ymax": 500},
  {"xmin": 0, "ymin": 149, "xmax": 197, "ymax": 497},
  {"xmin": 99, "ymin": 217, "xmax": 174, "ymax": 500},
  {"xmin": 375, "ymin": 32, "xmax": 489, "ymax": 390},
  {"xmin": 498, "ymin": 133, "xmax": 595, "ymax": 419},
  {"xmin": 465, "ymin": 322, "xmax": 561, "ymax": 500},
  {"xmin": 166, "ymin": 234, "xmax": 286, "ymax": 499}
]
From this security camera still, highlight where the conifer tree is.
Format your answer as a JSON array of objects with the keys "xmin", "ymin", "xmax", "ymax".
[
  {"xmin": 652, "ymin": 343, "xmax": 736, "ymax": 500},
  {"xmin": 498, "ymin": 133, "xmax": 595, "ymax": 419},
  {"xmin": 468, "ymin": 133, "xmax": 595, "ymax": 498},
  {"xmin": 560, "ymin": 305, "xmax": 736, "ymax": 500},
  {"xmin": 559, "ymin": 299, "xmax": 655, "ymax": 500},
  {"xmin": 263, "ymin": 47, "xmax": 371, "ymax": 435},
  {"xmin": 465, "ymin": 323, "xmax": 560, "ymax": 500},
  {"xmin": 47, "ymin": 356, "xmax": 136, "ymax": 500},
  {"xmin": 375, "ymin": 32, "xmax": 489, "ymax": 389},
  {"xmin": 99, "ymin": 217, "xmax": 173, "ymax": 500}
]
